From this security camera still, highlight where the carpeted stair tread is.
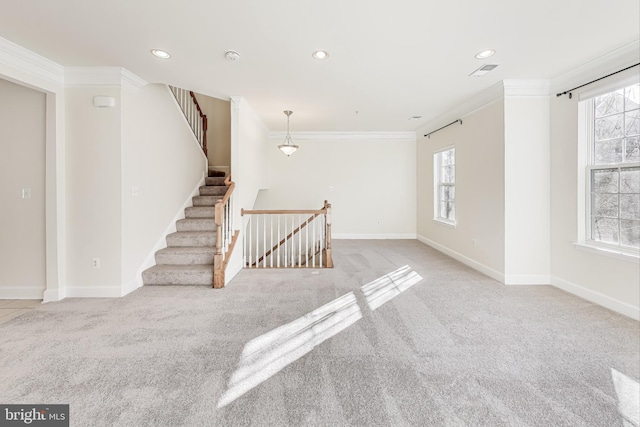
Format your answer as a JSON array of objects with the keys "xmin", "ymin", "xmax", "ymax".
[
  {"xmin": 166, "ymin": 231, "xmax": 216, "ymax": 247},
  {"xmin": 185, "ymin": 206, "xmax": 215, "ymax": 218},
  {"xmin": 199, "ymin": 185, "xmax": 228, "ymax": 196},
  {"xmin": 142, "ymin": 173, "xmax": 229, "ymax": 286},
  {"xmin": 176, "ymin": 218, "xmax": 215, "ymax": 232},
  {"xmin": 155, "ymin": 247, "xmax": 215, "ymax": 265},
  {"xmin": 142, "ymin": 264, "xmax": 213, "ymax": 286},
  {"xmin": 192, "ymin": 195, "xmax": 223, "ymax": 206},
  {"xmin": 205, "ymin": 176, "xmax": 226, "ymax": 186}
]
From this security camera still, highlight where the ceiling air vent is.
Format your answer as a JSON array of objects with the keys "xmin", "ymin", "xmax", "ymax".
[{"xmin": 469, "ymin": 64, "xmax": 498, "ymax": 77}]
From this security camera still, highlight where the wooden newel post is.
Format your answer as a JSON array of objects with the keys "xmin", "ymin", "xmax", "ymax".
[
  {"xmin": 324, "ymin": 200, "xmax": 333, "ymax": 268},
  {"xmin": 213, "ymin": 200, "xmax": 225, "ymax": 288}
]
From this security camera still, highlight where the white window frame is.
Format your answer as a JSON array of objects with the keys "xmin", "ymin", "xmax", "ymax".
[
  {"xmin": 433, "ymin": 146, "xmax": 456, "ymax": 227},
  {"xmin": 577, "ymin": 79, "xmax": 640, "ymax": 260}
]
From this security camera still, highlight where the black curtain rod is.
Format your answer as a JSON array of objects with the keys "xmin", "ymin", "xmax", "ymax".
[
  {"xmin": 424, "ymin": 119, "xmax": 462, "ymax": 138},
  {"xmin": 556, "ymin": 63, "xmax": 640, "ymax": 99}
]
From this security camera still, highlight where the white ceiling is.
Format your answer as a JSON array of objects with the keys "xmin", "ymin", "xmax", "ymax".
[{"xmin": 0, "ymin": 0, "xmax": 638, "ymax": 132}]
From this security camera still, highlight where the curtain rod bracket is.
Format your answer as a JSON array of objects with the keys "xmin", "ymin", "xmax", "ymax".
[{"xmin": 424, "ymin": 119, "xmax": 462, "ymax": 138}]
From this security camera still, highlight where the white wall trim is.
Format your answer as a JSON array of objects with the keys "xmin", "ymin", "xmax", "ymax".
[
  {"xmin": 333, "ymin": 233, "xmax": 417, "ymax": 240},
  {"xmin": 43, "ymin": 288, "xmax": 62, "ymax": 303},
  {"xmin": 0, "ymin": 35, "xmax": 64, "ymax": 87},
  {"xmin": 0, "ymin": 287, "xmax": 45, "ymax": 299},
  {"xmin": 551, "ymin": 275, "xmax": 639, "ymax": 320},
  {"xmin": 504, "ymin": 274, "xmax": 551, "ymax": 285},
  {"xmin": 65, "ymin": 287, "xmax": 124, "ymax": 298},
  {"xmin": 419, "ymin": 82, "xmax": 504, "ymax": 137},
  {"xmin": 503, "ymin": 79, "xmax": 551, "ymax": 96},
  {"xmin": 224, "ymin": 246, "xmax": 244, "ymax": 286},
  {"xmin": 134, "ymin": 173, "xmax": 206, "ymax": 285},
  {"xmin": 65, "ymin": 66, "xmax": 148, "ymax": 89},
  {"xmin": 268, "ymin": 131, "xmax": 416, "ymax": 141},
  {"xmin": 550, "ymin": 39, "xmax": 640, "ymax": 95},
  {"xmin": 121, "ymin": 279, "xmax": 142, "ymax": 297},
  {"xmin": 417, "ymin": 234, "xmax": 505, "ymax": 283}
]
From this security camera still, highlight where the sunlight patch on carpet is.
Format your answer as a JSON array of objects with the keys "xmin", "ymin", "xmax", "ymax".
[
  {"xmin": 361, "ymin": 265, "xmax": 423, "ymax": 311},
  {"xmin": 611, "ymin": 368, "xmax": 640, "ymax": 426},
  {"xmin": 217, "ymin": 292, "xmax": 362, "ymax": 408}
]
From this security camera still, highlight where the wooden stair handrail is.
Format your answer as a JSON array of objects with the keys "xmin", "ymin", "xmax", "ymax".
[
  {"xmin": 213, "ymin": 177, "xmax": 237, "ymax": 288},
  {"xmin": 189, "ymin": 91, "xmax": 208, "ymax": 156},
  {"xmin": 242, "ymin": 200, "xmax": 332, "ymax": 268}
]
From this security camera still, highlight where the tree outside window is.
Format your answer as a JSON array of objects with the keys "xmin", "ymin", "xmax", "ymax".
[
  {"xmin": 589, "ymin": 83, "xmax": 640, "ymax": 249},
  {"xmin": 435, "ymin": 147, "xmax": 455, "ymax": 224}
]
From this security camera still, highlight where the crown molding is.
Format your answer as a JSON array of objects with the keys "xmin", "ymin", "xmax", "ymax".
[
  {"xmin": 0, "ymin": 35, "xmax": 64, "ymax": 87},
  {"xmin": 65, "ymin": 66, "xmax": 147, "ymax": 89},
  {"xmin": 268, "ymin": 131, "xmax": 416, "ymax": 141},
  {"xmin": 550, "ymin": 39, "xmax": 640, "ymax": 95},
  {"xmin": 503, "ymin": 79, "xmax": 550, "ymax": 96},
  {"xmin": 417, "ymin": 82, "xmax": 504, "ymax": 137}
]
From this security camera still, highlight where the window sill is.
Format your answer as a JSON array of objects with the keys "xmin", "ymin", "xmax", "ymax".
[
  {"xmin": 433, "ymin": 218, "xmax": 456, "ymax": 229},
  {"xmin": 573, "ymin": 242, "xmax": 639, "ymax": 263}
]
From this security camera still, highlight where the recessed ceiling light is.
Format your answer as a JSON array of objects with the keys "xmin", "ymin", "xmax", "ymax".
[
  {"xmin": 225, "ymin": 51, "xmax": 240, "ymax": 61},
  {"xmin": 312, "ymin": 50, "xmax": 329, "ymax": 60},
  {"xmin": 474, "ymin": 49, "xmax": 495, "ymax": 59},
  {"xmin": 151, "ymin": 49, "xmax": 171, "ymax": 59}
]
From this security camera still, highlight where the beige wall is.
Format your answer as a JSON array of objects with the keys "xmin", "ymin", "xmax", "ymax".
[
  {"xmin": 65, "ymin": 87, "xmax": 122, "ymax": 294},
  {"xmin": 121, "ymin": 84, "xmax": 207, "ymax": 288},
  {"xmin": 193, "ymin": 93, "xmax": 231, "ymax": 168},
  {"xmin": 0, "ymin": 78, "xmax": 46, "ymax": 297},
  {"xmin": 417, "ymin": 100, "xmax": 506, "ymax": 277},
  {"xmin": 259, "ymin": 136, "xmax": 417, "ymax": 238},
  {"xmin": 550, "ymin": 69, "xmax": 639, "ymax": 319}
]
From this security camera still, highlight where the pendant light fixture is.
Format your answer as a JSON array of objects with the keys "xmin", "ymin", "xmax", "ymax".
[{"xmin": 278, "ymin": 110, "xmax": 298, "ymax": 156}]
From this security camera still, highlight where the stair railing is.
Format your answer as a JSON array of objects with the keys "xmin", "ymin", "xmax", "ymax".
[
  {"xmin": 213, "ymin": 175, "xmax": 239, "ymax": 288},
  {"xmin": 169, "ymin": 86, "xmax": 208, "ymax": 156},
  {"xmin": 241, "ymin": 201, "xmax": 333, "ymax": 269}
]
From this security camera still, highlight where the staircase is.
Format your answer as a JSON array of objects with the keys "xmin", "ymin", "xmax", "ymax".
[{"xmin": 142, "ymin": 170, "xmax": 228, "ymax": 286}]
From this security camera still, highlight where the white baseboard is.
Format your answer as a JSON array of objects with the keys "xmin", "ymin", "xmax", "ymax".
[
  {"xmin": 504, "ymin": 274, "xmax": 550, "ymax": 285},
  {"xmin": 64, "ymin": 287, "xmax": 123, "ymax": 298},
  {"xmin": 43, "ymin": 288, "xmax": 62, "ymax": 303},
  {"xmin": 0, "ymin": 287, "xmax": 45, "ymax": 299},
  {"xmin": 417, "ymin": 234, "xmax": 505, "ymax": 283},
  {"xmin": 333, "ymin": 233, "xmax": 417, "ymax": 240},
  {"xmin": 121, "ymin": 279, "xmax": 142, "ymax": 297},
  {"xmin": 551, "ymin": 276, "xmax": 639, "ymax": 320}
]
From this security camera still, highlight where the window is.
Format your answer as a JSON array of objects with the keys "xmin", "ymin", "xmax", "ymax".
[
  {"xmin": 434, "ymin": 147, "xmax": 455, "ymax": 224},
  {"xmin": 587, "ymin": 83, "xmax": 640, "ymax": 251}
]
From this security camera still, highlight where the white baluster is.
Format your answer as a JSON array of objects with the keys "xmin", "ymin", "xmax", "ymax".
[
  {"xmin": 248, "ymin": 216, "xmax": 252, "ymax": 268},
  {"xmin": 284, "ymin": 215, "xmax": 287, "ymax": 268},
  {"xmin": 256, "ymin": 215, "xmax": 260, "ymax": 268},
  {"xmin": 242, "ymin": 216, "xmax": 246, "ymax": 268}
]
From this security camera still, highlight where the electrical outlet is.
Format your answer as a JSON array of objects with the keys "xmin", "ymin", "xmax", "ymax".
[
  {"xmin": 472, "ymin": 238, "xmax": 478, "ymax": 247},
  {"xmin": 92, "ymin": 258, "xmax": 101, "ymax": 269},
  {"xmin": 20, "ymin": 188, "xmax": 32, "ymax": 199},
  {"xmin": 131, "ymin": 186, "xmax": 140, "ymax": 197}
]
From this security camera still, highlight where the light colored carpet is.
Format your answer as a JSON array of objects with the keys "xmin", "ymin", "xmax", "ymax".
[{"xmin": 0, "ymin": 240, "xmax": 638, "ymax": 426}]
